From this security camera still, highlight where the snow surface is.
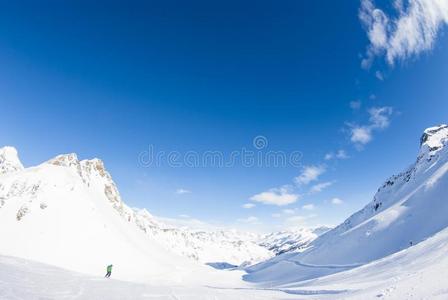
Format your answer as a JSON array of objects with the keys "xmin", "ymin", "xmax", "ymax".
[
  {"xmin": 0, "ymin": 255, "xmax": 298, "ymax": 300},
  {"xmin": 4, "ymin": 225, "xmax": 448, "ymax": 299},
  {"xmin": 278, "ymin": 225, "xmax": 448, "ymax": 299}
]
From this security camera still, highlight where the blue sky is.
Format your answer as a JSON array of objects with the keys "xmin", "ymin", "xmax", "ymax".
[{"xmin": 1, "ymin": 1, "xmax": 447, "ymax": 232}]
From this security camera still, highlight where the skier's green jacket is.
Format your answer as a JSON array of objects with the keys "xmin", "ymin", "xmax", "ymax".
[{"xmin": 107, "ymin": 265, "xmax": 113, "ymax": 272}]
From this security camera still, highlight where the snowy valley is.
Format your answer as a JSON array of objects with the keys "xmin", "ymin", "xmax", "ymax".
[{"xmin": 2, "ymin": 125, "xmax": 448, "ymax": 299}]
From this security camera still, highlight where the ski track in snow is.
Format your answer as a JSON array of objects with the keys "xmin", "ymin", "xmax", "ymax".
[{"xmin": 285, "ymin": 260, "xmax": 363, "ymax": 269}]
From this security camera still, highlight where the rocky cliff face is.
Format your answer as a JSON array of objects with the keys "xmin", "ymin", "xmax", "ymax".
[{"xmin": 47, "ymin": 154, "xmax": 125, "ymax": 215}]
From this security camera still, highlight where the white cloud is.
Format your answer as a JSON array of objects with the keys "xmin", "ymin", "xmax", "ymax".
[
  {"xmin": 324, "ymin": 153, "xmax": 334, "ymax": 160},
  {"xmin": 336, "ymin": 150, "xmax": 349, "ymax": 159},
  {"xmin": 350, "ymin": 100, "xmax": 362, "ymax": 110},
  {"xmin": 302, "ymin": 204, "xmax": 315, "ymax": 210},
  {"xmin": 176, "ymin": 188, "xmax": 191, "ymax": 195},
  {"xmin": 242, "ymin": 203, "xmax": 255, "ymax": 209},
  {"xmin": 250, "ymin": 187, "xmax": 299, "ymax": 206},
  {"xmin": 295, "ymin": 165, "xmax": 326, "ymax": 185},
  {"xmin": 369, "ymin": 106, "xmax": 393, "ymax": 129},
  {"xmin": 360, "ymin": 0, "xmax": 448, "ymax": 67},
  {"xmin": 325, "ymin": 150, "xmax": 349, "ymax": 160},
  {"xmin": 309, "ymin": 181, "xmax": 334, "ymax": 194},
  {"xmin": 349, "ymin": 106, "xmax": 393, "ymax": 147},
  {"xmin": 351, "ymin": 126, "xmax": 373, "ymax": 145},
  {"xmin": 331, "ymin": 197, "xmax": 344, "ymax": 205},
  {"xmin": 272, "ymin": 213, "xmax": 282, "ymax": 218},
  {"xmin": 237, "ymin": 216, "xmax": 260, "ymax": 224}
]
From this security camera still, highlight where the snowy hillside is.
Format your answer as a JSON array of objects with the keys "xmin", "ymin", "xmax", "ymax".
[
  {"xmin": 0, "ymin": 148, "xmax": 270, "ymax": 283},
  {"xmin": 258, "ymin": 226, "xmax": 331, "ymax": 255},
  {"xmin": 276, "ymin": 225, "xmax": 448, "ymax": 299},
  {"xmin": 0, "ymin": 254, "xmax": 304, "ymax": 300},
  {"xmin": 4, "ymin": 225, "xmax": 448, "ymax": 299},
  {"xmin": 245, "ymin": 124, "xmax": 448, "ymax": 285}
]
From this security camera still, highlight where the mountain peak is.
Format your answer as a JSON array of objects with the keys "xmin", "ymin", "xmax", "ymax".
[
  {"xmin": 46, "ymin": 153, "xmax": 80, "ymax": 168},
  {"xmin": 420, "ymin": 124, "xmax": 448, "ymax": 154},
  {"xmin": 46, "ymin": 153, "xmax": 123, "ymax": 210},
  {"xmin": 0, "ymin": 146, "xmax": 24, "ymax": 175}
]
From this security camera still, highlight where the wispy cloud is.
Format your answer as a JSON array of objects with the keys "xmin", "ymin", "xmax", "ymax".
[
  {"xmin": 331, "ymin": 197, "xmax": 344, "ymax": 205},
  {"xmin": 250, "ymin": 187, "xmax": 299, "ymax": 206},
  {"xmin": 282, "ymin": 208, "xmax": 296, "ymax": 215},
  {"xmin": 375, "ymin": 70, "xmax": 384, "ymax": 81},
  {"xmin": 325, "ymin": 150, "xmax": 349, "ymax": 161},
  {"xmin": 350, "ymin": 126, "xmax": 373, "ymax": 145},
  {"xmin": 302, "ymin": 204, "xmax": 315, "ymax": 210},
  {"xmin": 348, "ymin": 106, "xmax": 393, "ymax": 147},
  {"xmin": 242, "ymin": 203, "xmax": 255, "ymax": 209},
  {"xmin": 309, "ymin": 181, "xmax": 334, "ymax": 194},
  {"xmin": 360, "ymin": 0, "xmax": 448, "ymax": 67},
  {"xmin": 176, "ymin": 188, "xmax": 191, "ymax": 195},
  {"xmin": 369, "ymin": 107, "xmax": 393, "ymax": 129},
  {"xmin": 295, "ymin": 165, "xmax": 326, "ymax": 185},
  {"xmin": 324, "ymin": 153, "xmax": 333, "ymax": 160},
  {"xmin": 336, "ymin": 150, "xmax": 349, "ymax": 159}
]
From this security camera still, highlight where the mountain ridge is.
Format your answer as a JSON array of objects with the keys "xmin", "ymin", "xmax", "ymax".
[{"xmin": 245, "ymin": 124, "xmax": 448, "ymax": 284}]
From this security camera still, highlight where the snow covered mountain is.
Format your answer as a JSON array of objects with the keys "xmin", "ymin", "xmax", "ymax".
[
  {"xmin": 0, "ymin": 148, "xmax": 270, "ymax": 283},
  {"xmin": 131, "ymin": 210, "xmax": 272, "ymax": 265},
  {"xmin": 258, "ymin": 226, "xmax": 331, "ymax": 255},
  {"xmin": 245, "ymin": 124, "xmax": 448, "ymax": 285}
]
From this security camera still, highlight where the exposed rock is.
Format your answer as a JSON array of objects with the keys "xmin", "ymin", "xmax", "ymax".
[{"xmin": 0, "ymin": 147, "xmax": 24, "ymax": 175}]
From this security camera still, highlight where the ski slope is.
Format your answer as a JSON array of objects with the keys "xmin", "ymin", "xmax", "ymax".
[
  {"xmin": 280, "ymin": 225, "xmax": 448, "ymax": 299},
  {"xmin": 3, "ymin": 225, "xmax": 448, "ymax": 299},
  {"xmin": 0, "ymin": 254, "xmax": 297, "ymax": 300}
]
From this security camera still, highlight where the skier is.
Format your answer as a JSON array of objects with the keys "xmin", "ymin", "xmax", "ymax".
[{"xmin": 105, "ymin": 264, "xmax": 113, "ymax": 278}]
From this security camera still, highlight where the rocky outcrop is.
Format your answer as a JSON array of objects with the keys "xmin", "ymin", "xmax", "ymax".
[{"xmin": 0, "ymin": 147, "xmax": 24, "ymax": 175}]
